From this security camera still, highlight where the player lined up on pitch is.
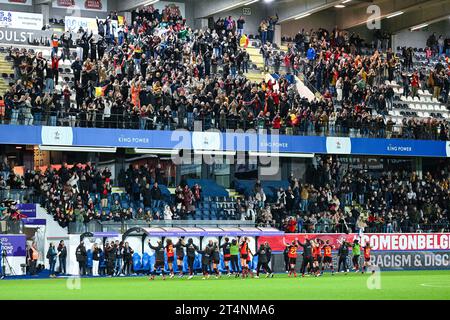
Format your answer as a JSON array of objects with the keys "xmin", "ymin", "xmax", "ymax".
[
  {"xmin": 145, "ymin": 235, "xmax": 373, "ymax": 280},
  {"xmin": 146, "ymin": 236, "xmax": 275, "ymax": 280},
  {"xmin": 282, "ymin": 236, "xmax": 374, "ymax": 278}
]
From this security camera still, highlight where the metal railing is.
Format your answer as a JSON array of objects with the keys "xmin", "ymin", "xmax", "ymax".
[
  {"xmin": 0, "ymin": 189, "xmax": 34, "ymax": 203},
  {"xmin": 282, "ymin": 222, "xmax": 449, "ymax": 234},
  {"xmin": 68, "ymin": 219, "xmax": 255, "ymax": 234},
  {"xmin": 0, "ymin": 220, "xmax": 24, "ymax": 234},
  {"xmin": 0, "ymin": 110, "xmax": 448, "ymax": 141}
]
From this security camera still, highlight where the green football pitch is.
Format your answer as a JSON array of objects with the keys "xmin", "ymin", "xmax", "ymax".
[{"xmin": 1, "ymin": 270, "xmax": 450, "ymax": 300}]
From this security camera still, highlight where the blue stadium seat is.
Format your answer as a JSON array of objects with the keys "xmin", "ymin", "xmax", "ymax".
[
  {"xmin": 142, "ymin": 253, "xmax": 151, "ymax": 272},
  {"xmin": 132, "ymin": 253, "xmax": 142, "ymax": 272},
  {"xmin": 86, "ymin": 249, "xmax": 93, "ymax": 269}
]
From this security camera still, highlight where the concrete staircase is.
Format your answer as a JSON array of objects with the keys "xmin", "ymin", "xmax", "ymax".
[
  {"xmin": 244, "ymin": 45, "xmax": 266, "ymax": 82},
  {"xmin": 0, "ymin": 54, "xmax": 13, "ymax": 96}
]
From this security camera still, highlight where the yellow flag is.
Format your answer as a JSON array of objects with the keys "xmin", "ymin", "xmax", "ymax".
[
  {"xmin": 240, "ymin": 34, "xmax": 249, "ymax": 48},
  {"xmin": 95, "ymin": 87, "xmax": 103, "ymax": 97}
]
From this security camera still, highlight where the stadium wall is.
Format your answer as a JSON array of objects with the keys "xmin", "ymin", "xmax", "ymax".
[
  {"xmin": 0, "ymin": 0, "xmax": 113, "ymax": 25},
  {"xmin": 280, "ymin": 11, "xmax": 337, "ymax": 38},
  {"xmin": 392, "ymin": 19, "xmax": 450, "ymax": 50}
]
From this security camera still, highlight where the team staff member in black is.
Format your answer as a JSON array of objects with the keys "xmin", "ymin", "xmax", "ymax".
[
  {"xmin": 221, "ymin": 237, "xmax": 232, "ymax": 276},
  {"xmin": 122, "ymin": 242, "xmax": 134, "ymax": 275},
  {"xmin": 264, "ymin": 241, "xmax": 272, "ymax": 266},
  {"xmin": 185, "ymin": 238, "xmax": 199, "ymax": 279},
  {"xmin": 298, "ymin": 237, "xmax": 313, "ymax": 277},
  {"xmin": 75, "ymin": 240, "xmax": 87, "ymax": 276},
  {"xmin": 198, "ymin": 242, "xmax": 213, "ymax": 279},
  {"xmin": 337, "ymin": 240, "xmax": 351, "ymax": 274},
  {"xmin": 255, "ymin": 244, "xmax": 273, "ymax": 278},
  {"xmin": 211, "ymin": 241, "xmax": 221, "ymax": 278},
  {"xmin": 175, "ymin": 238, "xmax": 186, "ymax": 277},
  {"xmin": 283, "ymin": 245, "xmax": 289, "ymax": 272},
  {"xmin": 148, "ymin": 239, "xmax": 166, "ymax": 280},
  {"xmin": 105, "ymin": 241, "xmax": 115, "ymax": 276},
  {"xmin": 57, "ymin": 240, "xmax": 67, "ymax": 275}
]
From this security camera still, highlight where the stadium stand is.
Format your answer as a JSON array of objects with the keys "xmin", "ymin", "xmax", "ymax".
[{"xmin": 1, "ymin": 0, "xmax": 450, "ymax": 286}]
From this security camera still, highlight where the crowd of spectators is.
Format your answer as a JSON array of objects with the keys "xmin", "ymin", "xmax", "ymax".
[
  {"xmin": 0, "ymin": 7, "xmax": 449, "ymax": 140},
  {"xmin": 0, "ymin": 156, "xmax": 210, "ymax": 231},
  {"xmin": 245, "ymin": 156, "xmax": 450, "ymax": 234},
  {"xmin": 0, "ymin": 199, "xmax": 26, "ymax": 233},
  {"xmin": 1, "ymin": 153, "xmax": 450, "ymax": 234}
]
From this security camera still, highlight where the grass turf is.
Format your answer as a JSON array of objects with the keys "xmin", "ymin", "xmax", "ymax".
[{"xmin": 1, "ymin": 270, "xmax": 450, "ymax": 300}]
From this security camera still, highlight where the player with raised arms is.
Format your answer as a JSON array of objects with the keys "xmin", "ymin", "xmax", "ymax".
[
  {"xmin": 283, "ymin": 237, "xmax": 299, "ymax": 278},
  {"xmin": 165, "ymin": 239, "xmax": 175, "ymax": 278},
  {"xmin": 239, "ymin": 237, "xmax": 253, "ymax": 278},
  {"xmin": 148, "ymin": 239, "xmax": 166, "ymax": 280},
  {"xmin": 321, "ymin": 240, "xmax": 335, "ymax": 275},
  {"xmin": 298, "ymin": 236, "xmax": 314, "ymax": 277}
]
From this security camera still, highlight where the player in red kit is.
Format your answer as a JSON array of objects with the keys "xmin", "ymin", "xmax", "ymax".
[
  {"xmin": 165, "ymin": 239, "xmax": 175, "ymax": 278},
  {"xmin": 239, "ymin": 237, "xmax": 253, "ymax": 278},
  {"xmin": 321, "ymin": 240, "xmax": 335, "ymax": 275},
  {"xmin": 283, "ymin": 237, "xmax": 299, "ymax": 277},
  {"xmin": 362, "ymin": 242, "xmax": 374, "ymax": 274},
  {"xmin": 312, "ymin": 239, "xmax": 322, "ymax": 276}
]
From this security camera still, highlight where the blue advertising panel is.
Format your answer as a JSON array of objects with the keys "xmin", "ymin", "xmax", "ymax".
[
  {"xmin": 0, "ymin": 234, "xmax": 27, "ymax": 257},
  {"xmin": 16, "ymin": 203, "xmax": 37, "ymax": 218},
  {"xmin": 350, "ymin": 138, "xmax": 448, "ymax": 157},
  {"xmin": 0, "ymin": 124, "xmax": 448, "ymax": 158}
]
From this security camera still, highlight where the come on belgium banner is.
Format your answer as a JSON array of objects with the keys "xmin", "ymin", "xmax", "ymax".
[
  {"xmin": 258, "ymin": 233, "xmax": 450, "ymax": 271},
  {"xmin": 258, "ymin": 233, "xmax": 450, "ymax": 252}
]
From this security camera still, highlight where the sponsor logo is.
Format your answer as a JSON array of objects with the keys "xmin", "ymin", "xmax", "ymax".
[
  {"xmin": 57, "ymin": 0, "xmax": 75, "ymax": 7},
  {"xmin": 446, "ymin": 141, "xmax": 450, "ymax": 157},
  {"xmin": 8, "ymin": 0, "xmax": 28, "ymax": 4},
  {"xmin": 0, "ymin": 11, "xmax": 12, "ymax": 23},
  {"xmin": 386, "ymin": 144, "xmax": 412, "ymax": 152},
  {"xmin": 117, "ymin": 135, "xmax": 149, "ymax": 144},
  {"xmin": 326, "ymin": 137, "xmax": 351, "ymax": 154},
  {"xmin": 41, "ymin": 126, "xmax": 73, "ymax": 146},
  {"xmin": 192, "ymin": 131, "xmax": 221, "ymax": 151},
  {"xmin": 0, "ymin": 30, "xmax": 38, "ymax": 43},
  {"xmin": 84, "ymin": 0, "xmax": 102, "ymax": 10}
]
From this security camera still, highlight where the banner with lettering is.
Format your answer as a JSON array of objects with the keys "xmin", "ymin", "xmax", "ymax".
[
  {"xmin": 258, "ymin": 233, "xmax": 450, "ymax": 252},
  {"xmin": 0, "ymin": 11, "xmax": 43, "ymax": 30},
  {"xmin": 16, "ymin": 203, "xmax": 36, "ymax": 218},
  {"xmin": 0, "ymin": 235, "xmax": 27, "ymax": 257},
  {"xmin": 52, "ymin": 0, "xmax": 107, "ymax": 12},
  {"xmin": 0, "ymin": 0, "xmax": 32, "ymax": 6},
  {"xmin": 146, "ymin": 1, "xmax": 185, "ymax": 20},
  {"xmin": 65, "ymin": 16, "xmax": 119, "ymax": 35}
]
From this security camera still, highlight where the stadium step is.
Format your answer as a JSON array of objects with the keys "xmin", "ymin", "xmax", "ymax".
[
  {"xmin": 227, "ymin": 189, "xmax": 240, "ymax": 198},
  {"xmin": 0, "ymin": 54, "xmax": 13, "ymax": 95},
  {"xmin": 246, "ymin": 46, "xmax": 264, "ymax": 68},
  {"xmin": 245, "ymin": 70, "xmax": 266, "ymax": 82}
]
